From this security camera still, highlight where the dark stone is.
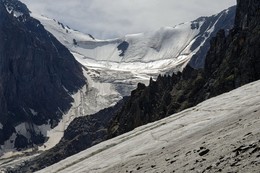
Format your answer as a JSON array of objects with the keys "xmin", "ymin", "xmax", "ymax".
[
  {"xmin": 117, "ymin": 41, "xmax": 129, "ymax": 57},
  {"xmin": 199, "ymin": 149, "xmax": 210, "ymax": 156},
  {"xmin": 14, "ymin": 134, "xmax": 28, "ymax": 150}
]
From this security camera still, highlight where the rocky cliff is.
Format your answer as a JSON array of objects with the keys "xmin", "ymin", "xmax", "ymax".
[{"xmin": 0, "ymin": 0, "xmax": 86, "ymax": 148}]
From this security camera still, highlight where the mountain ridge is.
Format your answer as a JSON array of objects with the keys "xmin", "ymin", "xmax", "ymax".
[
  {"xmin": 0, "ymin": 0, "xmax": 86, "ymax": 151},
  {"xmin": 35, "ymin": 6, "xmax": 236, "ymax": 72}
]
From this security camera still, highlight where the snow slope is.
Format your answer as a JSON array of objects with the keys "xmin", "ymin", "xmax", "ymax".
[
  {"xmin": 33, "ymin": 14, "xmax": 191, "ymax": 74},
  {"xmin": 33, "ymin": 6, "xmax": 235, "ymax": 74},
  {"xmin": 37, "ymin": 80, "xmax": 260, "ymax": 173}
]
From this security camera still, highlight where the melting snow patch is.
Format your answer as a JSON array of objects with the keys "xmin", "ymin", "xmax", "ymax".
[
  {"xmin": 29, "ymin": 108, "xmax": 38, "ymax": 116},
  {"xmin": 5, "ymin": 5, "xmax": 24, "ymax": 18}
]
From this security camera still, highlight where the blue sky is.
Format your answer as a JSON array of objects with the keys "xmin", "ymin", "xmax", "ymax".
[{"xmin": 20, "ymin": 0, "xmax": 236, "ymax": 39}]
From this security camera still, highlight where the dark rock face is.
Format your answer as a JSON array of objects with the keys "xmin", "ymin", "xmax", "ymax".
[
  {"xmin": 235, "ymin": 0, "xmax": 260, "ymax": 29},
  {"xmin": 110, "ymin": 76, "xmax": 177, "ymax": 136},
  {"xmin": 14, "ymin": 134, "xmax": 29, "ymax": 151},
  {"xmin": 0, "ymin": 0, "xmax": 86, "ymax": 147},
  {"xmin": 189, "ymin": 6, "xmax": 236, "ymax": 69},
  {"xmin": 117, "ymin": 41, "xmax": 129, "ymax": 57},
  {"xmin": 204, "ymin": 1, "xmax": 260, "ymax": 97}
]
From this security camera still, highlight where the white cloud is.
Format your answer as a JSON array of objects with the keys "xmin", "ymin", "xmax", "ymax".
[{"xmin": 20, "ymin": 0, "xmax": 236, "ymax": 39}]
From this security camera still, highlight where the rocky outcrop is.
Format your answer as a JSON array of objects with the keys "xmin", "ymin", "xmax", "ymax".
[{"xmin": 0, "ymin": 0, "xmax": 86, "ymax": 147}]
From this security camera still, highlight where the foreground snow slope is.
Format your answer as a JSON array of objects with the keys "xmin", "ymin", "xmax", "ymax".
[{"xmin": 38, "ymin": 80, "xmax": 260, "ymax": 173}]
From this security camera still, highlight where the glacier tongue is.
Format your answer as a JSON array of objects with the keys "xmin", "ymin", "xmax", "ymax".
[{"xmin": 38, "ymin": 68, "xmax": 122, "ymax": 151}]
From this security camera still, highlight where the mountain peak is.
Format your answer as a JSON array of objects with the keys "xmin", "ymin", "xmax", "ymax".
[{"xmin": 1, "ymin": 0, "xmax": 30, "ymax": 20}]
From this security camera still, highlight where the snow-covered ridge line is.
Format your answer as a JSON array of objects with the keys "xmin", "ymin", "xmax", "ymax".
[
  {"xmin": 34, "ymin": 6, "xmax": 235, "ymax": 72},
  {"xmin": 37, "ymin": 80, "xmax": 260, "ymax": 173}
]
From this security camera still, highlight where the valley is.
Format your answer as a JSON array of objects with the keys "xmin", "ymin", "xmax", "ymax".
[{"xmin": 0, "ymin": 0, "xmax": 260, "ymax": 172}]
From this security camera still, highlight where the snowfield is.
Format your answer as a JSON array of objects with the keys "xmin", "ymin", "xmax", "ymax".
[
  {"xmin": 33, "ymin": 7, "xmax": 234, "ymax": 74},
  {"xmin": 37, "ymin": 80, "xmax": 260, "ymax": 173},
  {"xmin": 33, "ymin": 13, "xmax": 198, "ymax": 73}
]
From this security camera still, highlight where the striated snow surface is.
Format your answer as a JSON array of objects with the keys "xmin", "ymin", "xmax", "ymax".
[{"xmin": 37, "ymin": 80, "xmax": 260, "ymax": 173}]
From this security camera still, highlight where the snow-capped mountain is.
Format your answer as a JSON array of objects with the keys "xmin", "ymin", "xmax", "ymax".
[
  {"xmin": 34, "ymin": 6, "xmax": 235, "ymax": 73},
  {"xmin": 36, "ymin": 79, "xmax": 260, "ymax": 173}
]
